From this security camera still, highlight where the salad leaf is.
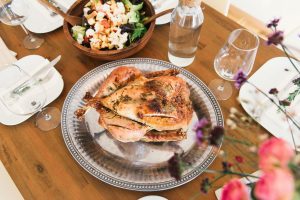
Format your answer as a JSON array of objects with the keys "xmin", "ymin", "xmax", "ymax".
[
  {"xmin": 132, "ymin": 2, "xmax": 143, "ymax": 11},
  {"xmin": 122, "ymin": 0, "xmax": 143, "ymax": 11},
  {"xmin": 130, "ymin": 23, "xmax": 147, "ymax": 43},
  {"xmin": 72, "ymin": 26, "xmax": 86, "ymax": 44},
  {"xmin": 72, "ymin": 26, "xmax": 86, "ymax": 40},
  {"xmin": 122, "ymin": 0, "xmax": 132, "ymax": 10},
  {"xmin": 128, "ymin": 10, "xmax": 140, "ymax": 23},
  {"xmin": 131, "ymin": 0, "xmax": 143, "ymax": 4}
]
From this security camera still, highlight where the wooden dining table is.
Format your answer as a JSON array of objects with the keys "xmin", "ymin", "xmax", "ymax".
[{"xmin": 0, "ymin": 3, "xmax": 283, "ymax": 200}]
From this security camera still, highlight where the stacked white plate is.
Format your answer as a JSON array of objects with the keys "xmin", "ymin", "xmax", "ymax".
[
  {"xmin": 0, "ymin": 55, "xmax": 64, "ymax": 125},
  {"xmin": 24, "ymin": 0, "xmax": 76, "ymax": 33}
]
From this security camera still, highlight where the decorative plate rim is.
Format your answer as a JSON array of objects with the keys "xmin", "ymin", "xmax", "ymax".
[{"xmin": 61, "ymin": 58, "xmax": 224, "ymax": 191}]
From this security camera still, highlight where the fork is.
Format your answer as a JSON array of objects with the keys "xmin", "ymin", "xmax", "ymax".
[{"xmin": 40, "ymin": 0, "xmax": 57, "ymax": 17}]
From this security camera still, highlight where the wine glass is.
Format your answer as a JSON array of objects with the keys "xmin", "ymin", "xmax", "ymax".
[
  {"xmin": 0, "ymin": 0, "xmax": 44, "ymax": 49},
  {"xmin": 209, "ymin": 29, "xmax": 259, "ymax": 100},
  {"xmin": 0, "ymin": 65, "xmax": 60, "ymax": 131}
]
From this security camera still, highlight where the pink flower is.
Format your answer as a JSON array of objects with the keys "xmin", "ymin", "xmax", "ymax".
[
  {"xmin": 258, "ymin": 137, "xmax": 294, "ymax": 171},
  {"xmin": 254, "ymin": 169, "xmax": 294, "ymax": 200},
  {"xmin": 221, "ymin": 178, "xmax": 250, "ymax": 200}
]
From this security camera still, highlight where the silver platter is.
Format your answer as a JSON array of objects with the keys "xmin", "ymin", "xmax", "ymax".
[{"xmin": 61, "ymin": 58, "xmax": 223, "ymax": 191}]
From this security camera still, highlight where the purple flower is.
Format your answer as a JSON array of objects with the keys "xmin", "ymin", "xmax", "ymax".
[
  {"xmin": 196, "ymin": 129, "xmax": 204, "ymax": 143},
  {"xmin": 269, "ymin": 88, "xmax": 279, "ymax": 95},
  {"xmin": 267, "ymin": 31, "xmax": 284, "ymax": 46},
  {"xmin": 267, "ymin": 18, "xmax": 280, "ymax": 28},
  {"xmin": 233, "ymin": 69, "xmax": 247, "ymax": 89},
  {"xmin": 194, "ymin": 117, "xmax": 209, "ymax": 130},
  {"xmin": 168, "ymin": 153, "xmax": 183, "ymax": 181},
  {"xmin": 209, "ymin": 126, "xmax": 224, "ymax": 146},
  {"xmin": 279, "ymin": 99, "xmax": 291, "ymax": 106},
  {"xmin": 200, "ymin": 178, "xmax": 211, "ymax": 193},
  {"xmin": 292, "ymin": 77, "xmax": 300, "ymax": 85},
  {"xmin": 194, "ymin": 118, "xmax": 210, "ymax": 144}
]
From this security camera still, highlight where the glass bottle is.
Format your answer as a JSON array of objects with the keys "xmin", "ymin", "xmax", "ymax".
[{"xmin": 168, "ymin": 0, "xmax": 204, "ymax": 67}]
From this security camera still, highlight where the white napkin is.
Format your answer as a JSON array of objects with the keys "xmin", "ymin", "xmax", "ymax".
[
  {"xmin": 215, "ymin": 171, "xmax": 261, "ymax": 200},
  {"xmin": 0, "ymin": 161, "xmax": 24, "ymax": 200},
  {"xmin": 0, "ymin": 37, "xmax": 17, "ymax": 70},
  {"xmin": 54, "ymin": 0, "xmax": 76, "ymax": 11}
]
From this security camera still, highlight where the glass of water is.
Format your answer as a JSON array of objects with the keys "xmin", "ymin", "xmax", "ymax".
[
  {"xmin": 0, "ymin": 0, "xmax": 44, "ymax": 49},
  {"xmin": 0, "ymin": 65, "xmax": 60, "ymax": 131},
  {"xmin": 209, "ymin": 29, "xmax": 259, "ymax": 100}
]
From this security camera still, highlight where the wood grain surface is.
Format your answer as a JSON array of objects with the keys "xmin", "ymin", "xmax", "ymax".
[{"xmin": 0, "ymin": 4, "xmax": 283, "ymax": 200}]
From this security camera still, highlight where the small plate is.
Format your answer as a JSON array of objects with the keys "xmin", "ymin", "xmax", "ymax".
[
  {"xmin": 150, "ymin": 0, "xmax": 178, "ymax": 25},
  {"xmin": 138, "ymin": 195, "xmax": 168, "ymax": 200},
  {"xmin": 24, "ymin": 0, "xmax": 76, "ymax": 34},
  {"xmin": 239, "ymin": 57, "xmax": 300, "ymax": 148},
  {"xmin": 0, "ymin": 55, "xmax": 64, "ymax": 125},
  {"xmin": 61, "ymin": 58, "xmax": 223, "ymax": 191}
]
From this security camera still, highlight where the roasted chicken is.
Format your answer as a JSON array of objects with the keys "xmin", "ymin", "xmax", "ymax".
[{"xmin": 75, "ymin": 66, "xmax": 193, "ymax": 143}]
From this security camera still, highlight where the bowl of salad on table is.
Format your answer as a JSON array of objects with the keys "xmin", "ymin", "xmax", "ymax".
[{"xmin": 63, "ymin": 0, "xmax": 155, "ymax": 60}]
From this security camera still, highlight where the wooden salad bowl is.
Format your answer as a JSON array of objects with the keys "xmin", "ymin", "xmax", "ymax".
[{"xmin": 63, "ymin": 0, "xmax": 156, "ymax": 61}]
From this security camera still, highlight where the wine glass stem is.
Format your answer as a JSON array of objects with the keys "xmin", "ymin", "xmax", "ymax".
[
  {"xmin": 20, "ymin": 24, "xmax": 36, "ymax": 42},
  {"xmin": 217, "ymin": 80, "xmax": 226, "ymax": 92},
  {"xmin": 39, "ymin": 108, "xmax": 52, "ymax": 121}
]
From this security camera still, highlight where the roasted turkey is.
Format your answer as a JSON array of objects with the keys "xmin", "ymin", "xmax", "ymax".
[{"xmin": 75, "ymin": 66, "xmax": 193, "ymax": 143}]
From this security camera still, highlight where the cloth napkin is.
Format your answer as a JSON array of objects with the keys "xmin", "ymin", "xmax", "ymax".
[
  {"xmin": 0, "ymin": 37, "xmax": 17, "ymax": 70},
  {"xmin": 0, "ymin": 160, "xmax": 24, "ymax": 200}
]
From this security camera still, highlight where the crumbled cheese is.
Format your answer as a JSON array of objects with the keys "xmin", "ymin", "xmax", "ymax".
[
  {"xmin": 85, "ymin": 28, "xmax": 95, "ymax": 37},
  {"xmin": 96, "ymin": 12, "xmax": 105, "ymax": 21},
  {"xmin": 76, "ymin": 33, "xmax": 84, "ymax": 44},
  {"xmin": 116, "ymin": 2, "xmax": 125, "ymax": 14},
  {"xmin": 83, "ymin": 7, "xmax": 91, "ymax": 17},
  {"xmin": 87, "ymin": 18, "xmax": 96, "ymax": 25},
  {"xmin": 102, "ymin": 4, "xmax": 110, "ymax": 12},
  {"xmin": 94, "ymin": 22, "xmax": 104, "ymax": 33},
  {"xmin": 108, "ymin": 28, "xmax": 128, "ymax": 49}
]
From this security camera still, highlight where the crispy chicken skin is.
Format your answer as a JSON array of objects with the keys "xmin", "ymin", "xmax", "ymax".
[
  {"xmin": 76, "ymin": 66, "xmax": 193, "ymax": 143},
  {"xmin": 100, "ymin": 76, "xmax": 193, "ymax": 131},
  {"xmin": 95, "ymin": 66, "xmax": 142, "ymax": 98}
]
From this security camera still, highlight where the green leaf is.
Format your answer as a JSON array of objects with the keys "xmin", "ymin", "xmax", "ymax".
[
  {"xmin": 132, "ymin": 2, "xmax": 143, "ymax": 11},
  {"xmin": 287, "ymin": 88, "xmax": 300, "ymax": 102},
  {"xmin": 122, "ymin": 0, "xmax": 132, "ymax": 10},
  {"xmin": 128, "ymin": 10, "xmax": 140, "ymax": 23},
  {"xmin": 129, "ymin": 23, "xmax": 147, "ymax": 43},
  {"xmin": 71, "ymin": 26, "xmax": 86, "ymax": 40}
]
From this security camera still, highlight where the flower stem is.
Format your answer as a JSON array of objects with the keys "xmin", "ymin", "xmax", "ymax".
[
  {"xmin": 224, "ymin": 136, "xmax": 253, "ymax": 146},
  {"xmin": 210, "ymin": 174, "xmax": 226, "ymax": 185},
  {"xmin": 280, "ymin": 44, "xmax": 300, "ymax": 75},
  {"xmin": 204, "ymin": 169, "xmax": 259, "ymax": 179},
  {"xmin": 247, "ymin": 81, "xmax": 300, "ymax": 131},
  {"xmin": 275, "ymin": 96, "xmax": 298, "ymax": 154}
]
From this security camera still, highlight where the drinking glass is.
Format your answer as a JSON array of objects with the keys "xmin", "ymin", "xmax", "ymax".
[
  {"xmin": 0, "ymin": 0, "xmax": 44, "ymax": 49},
  {"xmin": 0, "ymin": 65, "xmax": 60, "ymax": 131},
  {"xmin": 209, "ymin": 29, "xmax": 259, "ymax": 100}
]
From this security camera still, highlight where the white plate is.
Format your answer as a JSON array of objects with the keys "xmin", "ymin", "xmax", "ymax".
[
  {"xmin": 239, "ymin": 57, "xmax": 300, "ymax": 148},
  {"xmin": 0, "ymin": 55, "xmax": 64, "ymax": 125},
  {"xmin": 150, "ymin": 0, "xmax": 178, "ymax": 25},
  {"xmin": 138, "ymin": 196, "xmax": 168, "ymax": 200},
  {"xmin": 24, "ymin": 0, "xmax": 76, "ymax": 34}
]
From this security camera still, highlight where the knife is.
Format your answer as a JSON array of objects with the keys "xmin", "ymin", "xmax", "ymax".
[
  {"xmin": 11, "ymin": 55, "xmax": 61, "ymax": 95},
  {"xmin": 32, "ymin": 55, "xmax": 61, "ymax": 80}
]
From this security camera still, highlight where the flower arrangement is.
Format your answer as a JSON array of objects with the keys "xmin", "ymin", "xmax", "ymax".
[{"xmin": 167, "ymin": 19, "xmax": 300, "ymax": 200}]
